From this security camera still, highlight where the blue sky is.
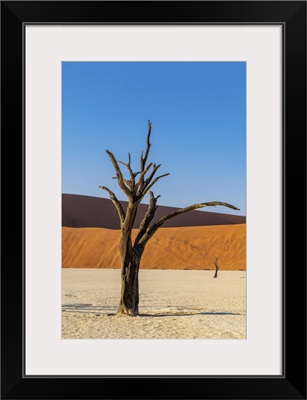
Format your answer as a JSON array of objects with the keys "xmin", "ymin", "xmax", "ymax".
[{"xmin": 62, "ymin": 62, "xmax": 246, "ymax": 216}]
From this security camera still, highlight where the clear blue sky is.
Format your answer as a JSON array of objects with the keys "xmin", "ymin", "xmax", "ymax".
[{"xmin": 62, "ymin": 62, "xmax": 246, "ymax": 216}]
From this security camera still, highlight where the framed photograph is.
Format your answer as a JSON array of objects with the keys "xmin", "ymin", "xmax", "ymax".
[{"xmin": 1, "ymin": 1, "xmax": 306, "ymax": 399}]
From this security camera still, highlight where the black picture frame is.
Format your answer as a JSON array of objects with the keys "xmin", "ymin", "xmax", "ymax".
[{"xmin": 1, "ymin": 1, "xmax": 306, "ymax": 399}]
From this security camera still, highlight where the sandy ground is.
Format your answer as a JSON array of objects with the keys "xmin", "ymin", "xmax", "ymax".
[{"xmin": 62, "ymin": 269, "xmax": 246, "ymax": 339}]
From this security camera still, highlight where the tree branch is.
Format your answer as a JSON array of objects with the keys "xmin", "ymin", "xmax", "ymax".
[
  {"xmin": 142, "ymin": 163, "xmax": 160, "ymax": 185},
  {"xmin": 136, "ymin": 162, "xmax": 154, "ymax": 192},
  {"xmin": 136, "ymin": 122, "xmax": 170, "ymax": 199},
  {"xmin": 118, "ymin": 152, "xmax": 135, "ymax": 187},
  {"xmin": 106, "ymin": 150, "xmax": 132, "ymax": 198},
  {"xmin": 139, "ymin": 201, "xmax": 239, "ymax": 246},
  {"xmin": 140, "ymin": 120, "xmax": 152, "ymax": 170},
  {"xmin": 99, "ymin": 186, "xmax": 125, "ymax": 224},
  {"xmin": 134, "ymin": 191, "xmax": 160, "ymax": 246},
  {"xmin": 123, "ymin": 179, "xmax": 134, "ymax": 190},
  {"xmin": 138, "ymin": 121, "xmax": 153, "ymax": 190},
  {"xmin": 143, "ymin": 172, "xmax": 170, "ymax": 194},
  {"xmin": 136, "ymin": 164, "xmax": 163, "ymax": 198}
]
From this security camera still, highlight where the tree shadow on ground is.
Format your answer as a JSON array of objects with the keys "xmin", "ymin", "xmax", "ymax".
[
  {"xmin": 138, "ymin": 311, "xmax": 243, "ymax": 317},
  {"xmin": 62, "ymin": 304, "xmax": 113, "ymax": 314},
  {"xmin": 62, "ymin": 304, "xmax": 244, "ymax": 317}
]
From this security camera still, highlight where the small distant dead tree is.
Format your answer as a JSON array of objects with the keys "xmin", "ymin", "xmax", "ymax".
[
  {"xmin": 213, "ymin": 256, "xmax": 219, "ymax": 278},
  {"xmin": 203, "ymin": 252, "xmax": 220, "ymax": 278},
  {"xmin": 100, "ymin": 121, "xmax": 239, "ymax": 316}
]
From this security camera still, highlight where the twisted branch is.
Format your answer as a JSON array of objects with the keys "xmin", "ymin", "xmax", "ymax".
[
  {"xmin": 134, "ymin": 191, "xmax": 160, "ymax": 246},
  {"xmin": 138, "ymin": 201, "xmax": 239, "ymax": 246},
  {"xmin": 143, "ymin": 172, "xmax": 170, "ymax": 194},
  {"xmin": 140, "ymin": 120, "xmax": 152, "ymax": 170},
  {"xmin": 118, "ymin": 152, "xmax": 135, "ymax": 188},
  {"xmin": 106, "ymin": 150, "xmax": 132, "ymax": 198},
  {"xmin": 99, "ymin": 186, "xmax": 125, "ymax": 224}
]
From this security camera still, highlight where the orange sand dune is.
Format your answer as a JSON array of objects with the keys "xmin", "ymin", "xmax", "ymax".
[{"xmin": 62, "ymin": 224, "xmax": 246, "ymax": 270}]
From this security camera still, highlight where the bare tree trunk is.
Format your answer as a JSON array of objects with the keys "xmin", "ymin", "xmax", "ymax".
[
  {"xmin": 213, "ymin": 258, "xmax": 219, "ymax": 278},
  {"xmin": 117, "ymin": 227, "xmax": 144, "ymax": 315},
  {"xmin": 117, "ymin": 256, "xmax": 141, "ymax": 315}
]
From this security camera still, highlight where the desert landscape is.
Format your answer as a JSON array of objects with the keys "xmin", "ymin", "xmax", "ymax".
[
  {"xmin": 62, "ymin": 269, "xmax": 246, "ymax": 339},
  {"xmin": 62, "ymin": 194, "xmax": 246, "ymax": 339}
]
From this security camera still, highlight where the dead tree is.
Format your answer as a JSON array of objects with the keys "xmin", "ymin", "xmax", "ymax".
[
  {"xmin": 213, "ymin": 257, "xmax": 219, "ymax": 278},
  {"xmin": 203, "ymin": 252, "xmax": 220, "ymax": 277},
  {"xmin": 100, "ymin": 121, "xmax": 239, "ymax": 316}
]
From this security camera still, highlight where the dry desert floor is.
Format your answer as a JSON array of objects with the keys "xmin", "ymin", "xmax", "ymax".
[{"xmin": 62, "ymin": 269, "xmax": 246, "ymax": 339}]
